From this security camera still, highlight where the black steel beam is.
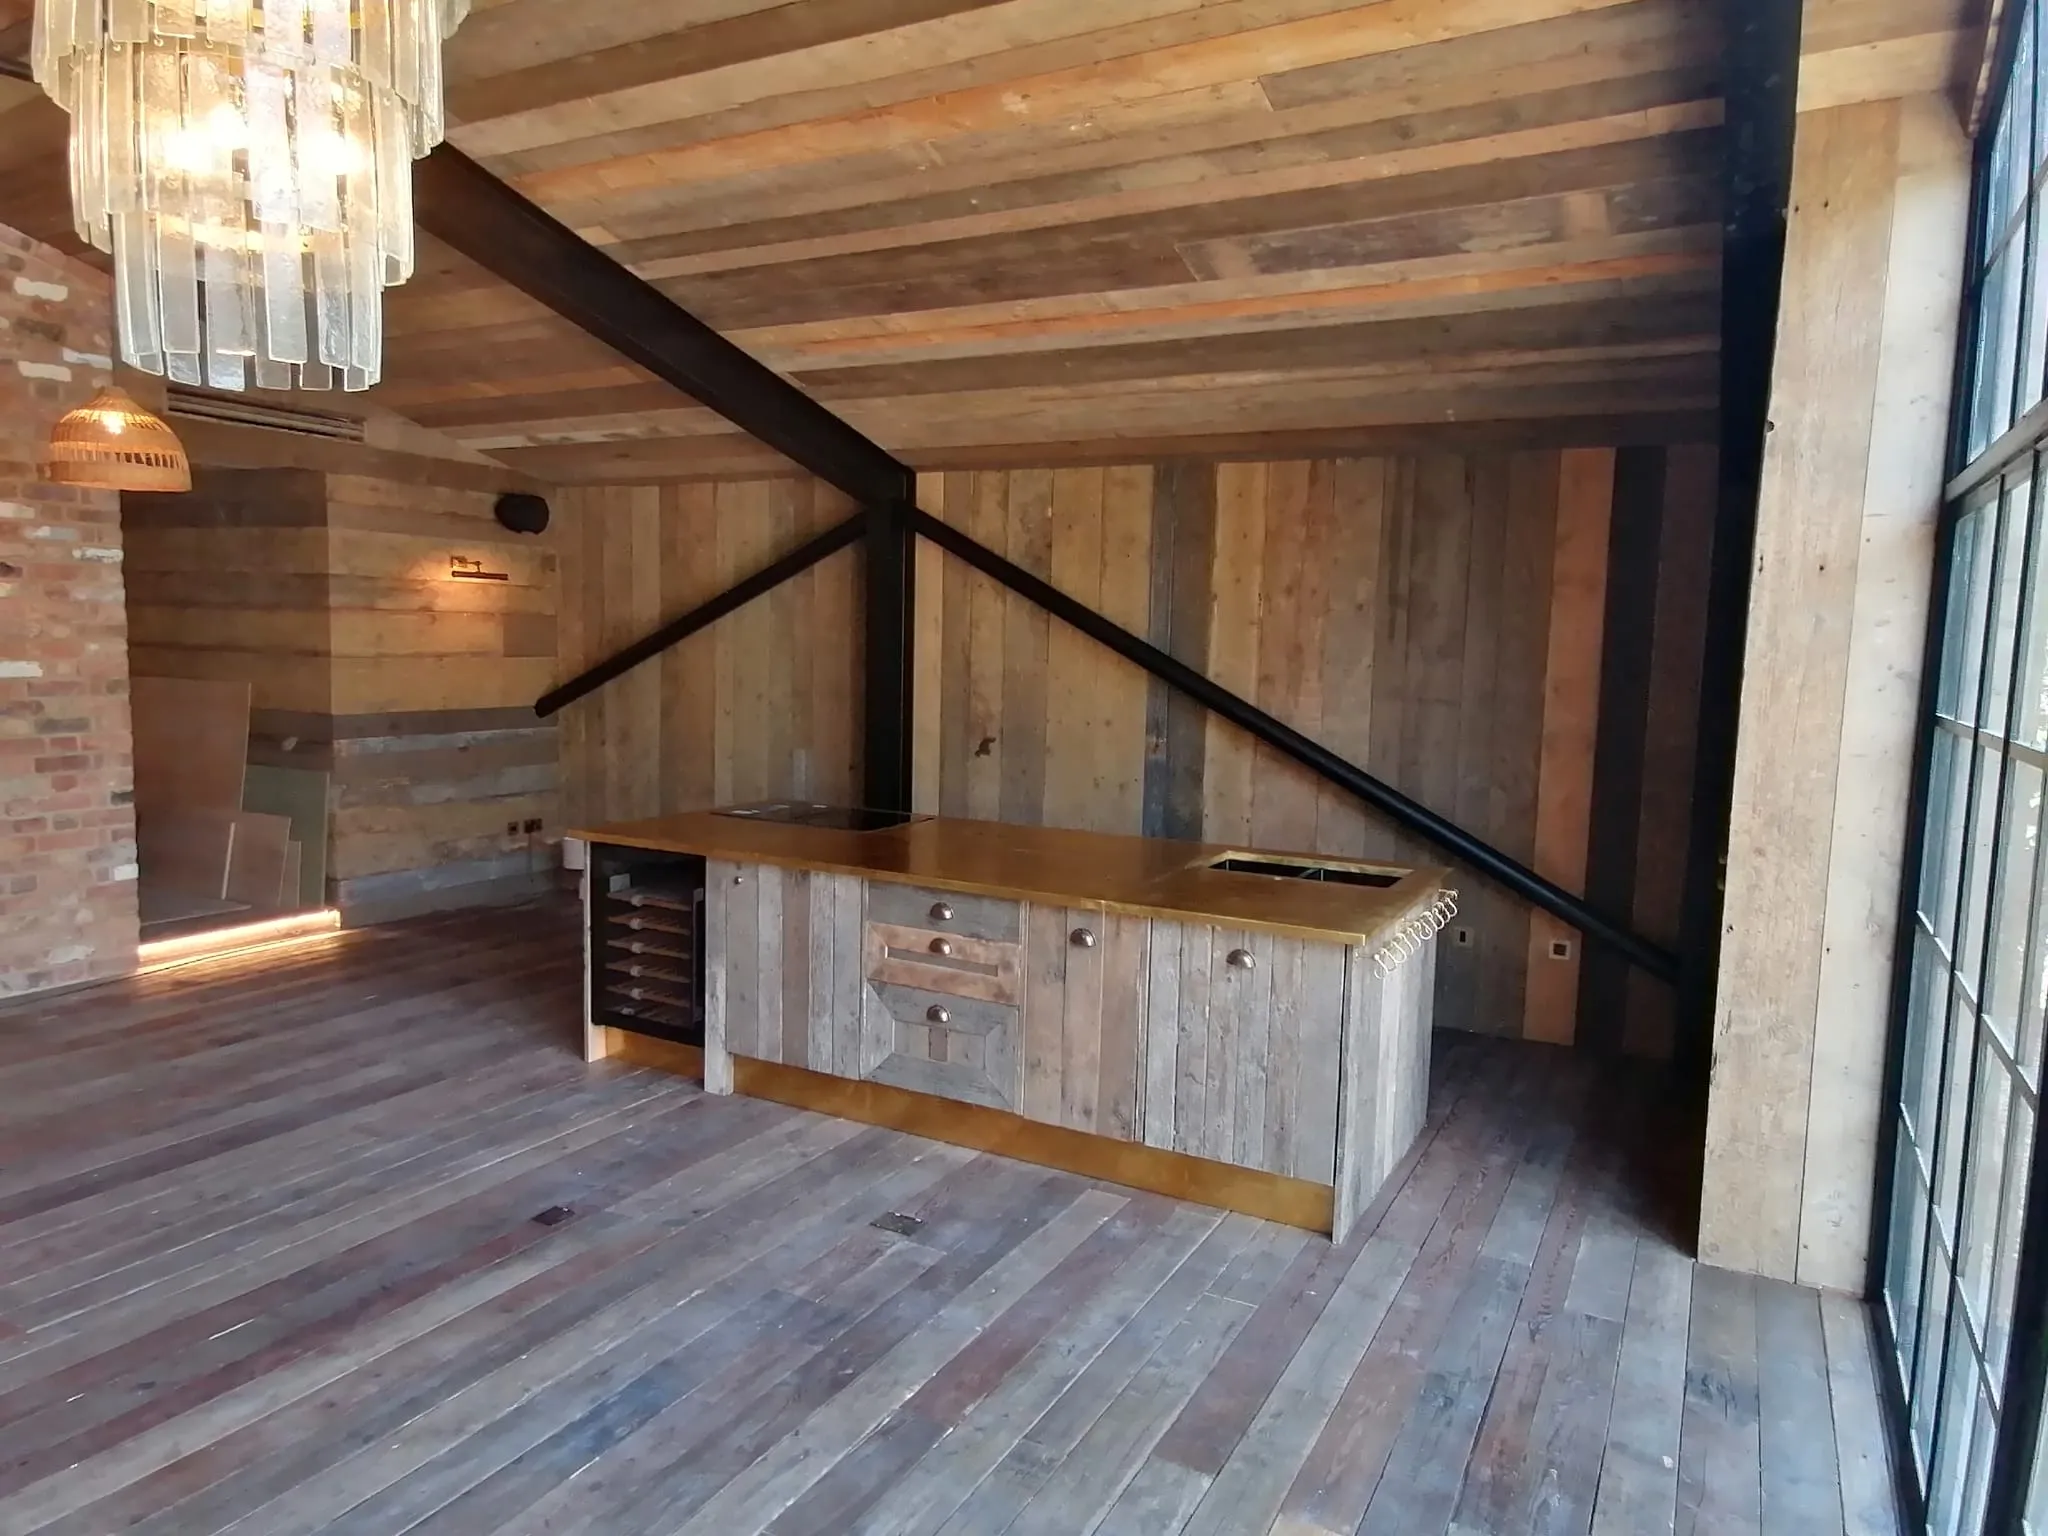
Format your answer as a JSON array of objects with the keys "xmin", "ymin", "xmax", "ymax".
[
  {"xmin": 1673, "ymin": 0, "xmax": 1803, "ymax": 1081},
  {"xmin": 534, "ymin": 512, "xmax": 864, "ymax": 718},
  {"xmin": 863, "ymin": 499, "xmax": 917, "ymax": 814},
  {"xmin": 413, "ymin": 146, "xmax": 913, "ymax": 509},
  {"xmin": 913, "ymin": 508, "xmax": 1680, "ymax": 985}
]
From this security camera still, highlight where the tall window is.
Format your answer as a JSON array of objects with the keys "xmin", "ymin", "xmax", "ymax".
[{"xmin": 1880, "ymin": 4, "xmax": 2048, "ymax": 1531}]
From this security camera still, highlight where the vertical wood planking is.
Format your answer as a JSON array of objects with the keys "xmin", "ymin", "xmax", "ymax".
[
  {"xmin": 1489, "ymin": 452, "xmax": 1561, "ymax": 1037},
  {"xmin": 1096, "ymin": 909, "xmax": 1150, "ymax": 1143},
  {"xmin": 914, "ymin": 471, "xmax": 949, "ymax": 813},
  {"xmin": 561, "ymin": 443, "xmax": 1711, "ymax": 1060},
  {"xmin": 1203, "ymin": 462, "xmax": 1269, "ymax": 847},
  {"xmin": 1061, "ymin": 906, "xmax": 1106, "ymax": 1133},
  {"xmin": 1523, "ymin": 447, "xmax": 1615, "ymax": 1046},
  {"xmin": 703, "ymin": 856, "xmax": 734, "ymax": 1092},
  {"xmin": 1629, "ymin": 445, "xmax": 1717, "ymax": 1059},
  {"xmin": 1250, "ymin": 461, "xmax": 1323, "ymax": 854},
  {"xmin": 1002, "ymin": 468, "xmax": 1056, "ymax": 827},
  {"xmin": 966, "ymin": 471, "xmax": 1010, "ymax": 821},
  {"xmin": 1316, "ymin": 458, "xmax": 1384, "ymax": 862},
  {"xmin": 1579, "ymin": 446, "xmax": 1668, "ymax": 1054},
  {"xmin": 1175, "ymin": 923, "xmax": 1215, "ymax": 1159},
  {"xmin": 1142, "ymin": 920, "xmax": 1185, "ymax": 1149},
  {"xmin": 1023, "ymin": 900, "xmax": 1068, "ymax": 1126},
  {"xmin": 1045, "ymin": 467, "xmax": 1108, "ymax": 832},
  {"xmin": 1098, "ymin": 465, "xmax": 1156, "ymax": 836}
]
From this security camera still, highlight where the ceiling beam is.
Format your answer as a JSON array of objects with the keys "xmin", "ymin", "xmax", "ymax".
[{"xmin": 412, "ymin": 145, "xmax": 913, "ymax": 507}]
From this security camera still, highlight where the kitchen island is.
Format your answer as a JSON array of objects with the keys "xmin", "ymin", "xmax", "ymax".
[{"xmin": 576, "ymin": 808, "xmax": 1449, "ymax": 1239}]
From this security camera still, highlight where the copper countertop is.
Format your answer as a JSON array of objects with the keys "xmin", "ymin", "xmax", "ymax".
[{"xmin": 575, "ymin": 811, "xmax": 1447, "ymax": 948}]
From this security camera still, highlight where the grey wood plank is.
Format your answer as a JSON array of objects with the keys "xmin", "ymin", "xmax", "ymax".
[
  {"xmin": 1590, "ymin": 1240, "xmax": 1695, "ymax": 1536},
  {"xmin": 831, "ymin": 874, "xmax": 866, "ymax": 1081},
  {"xmin": 1818, "ymin": 1294, "xmax": 1904, "ymax": 1536},
  {"xmin": 754, "ymin": 862, "xmax": 785, "ymax": 1065},
  {"xmin": 1676, "ymin": 1264, "xmax": 1764, "ymax": 1536},
  {"xmin": 852, "ymin": 1209, "xmax": 1247, "ymax": 1536},
  {"xmin": 1755, "ymin": 1276, "xmax": 1847, "ymax": 1536},
  {"xmin": 1141, "ymin": 921, "xmax": 1183, "ymax": 1151},
  {"xmin": 725, "ymin": 861, "xmax": 760, "ymax": 1066}
]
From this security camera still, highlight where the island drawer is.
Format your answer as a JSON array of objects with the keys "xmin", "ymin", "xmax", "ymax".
[
  {"xmin": 862, "ymin": 981, "xmax": 1021, "ymax": 1111},
  {"xmin": 864, "ymin": 920, "xmax": 1023, "ymax": 1006},
  {"xmin": 865, "ymin": 882, "xmax": 1023, "ymax": 944}
]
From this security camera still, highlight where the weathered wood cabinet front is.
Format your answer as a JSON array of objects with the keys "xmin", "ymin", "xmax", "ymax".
[{"xmin": 704, "ymin": 858, "xmax": 1432, "ymax": 1239}]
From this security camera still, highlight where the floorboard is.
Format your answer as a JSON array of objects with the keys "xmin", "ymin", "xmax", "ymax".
[{"xmin": 0, "ymin": 901, "xmax": 1904, "ymax": 1536}]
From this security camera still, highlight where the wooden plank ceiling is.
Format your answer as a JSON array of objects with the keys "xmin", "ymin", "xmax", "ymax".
[{"xmin": 0, "ymin": 0, "xmax": 1988, "ymax": 482}]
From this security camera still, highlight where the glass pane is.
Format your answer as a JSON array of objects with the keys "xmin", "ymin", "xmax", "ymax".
[
  {"xmin": 1959, "ymin": 1047, "xmax": 2016, "ymax": 1332},
  {"xmin": 2017, "ymin": 462, "xmax": 2048, "ymax": 751},
  {"xmin": 1991, "ymin": 1094, "xmax": 2036, "ymax": 1384},
  {"xmin": 1986, "ymin": 475, "xmax": 2036, "ymax": 733},
  {"xmin": 1985, "ymin": 757, "xmax": 2044, "ymax": 1049},
  {"xmin": 1990, "ymin": 81, "xmax": 2020, "ymax": 259},
  {"xmin": 1930, "ymin": 1307, "xmax": 1983, "ymax": 1536},
  {"xmin": 1931, "ymin": 732, "xmax": 1975, "ymax": 943},
  {"xmin": 1891, "ymin": 1128, "xmax": 1934, "ymax": 1378},
  {"xmin": 1916, "ymin": 1235, "xmax": 1957, "ymax": 1466},
  {"xmin": 1958, "ymin": 508, "xmax": 2000, "ymax": 727},
  {"xmin": 1976, "ymin": 243, "xmax": 2023, "ymax": 456},
  {"xmin": 1909, "ymin": 926, "xmax": 1955, "ymax": 1144},
  {"xmin": 1941, "ymin": 512, "xmax": 1987, "ymax": 721},
  {"xmin": 2024, "ymin": 197, "xmax": 2048, "ymax": 419},
  {"xmin": 1959, "ymin": 1381, "xmax": 2000, "ymax": 1536},
  {"xmin": 2014, "ymin": 10, "xmax": 2040, "ymax": 222},
  {"xmin": 1958, "ymin": 746, "xmax": 2008, "ymax": 988},
  {"xmin": 1938, "ymin": 997, "xmax": 1982, "ymax": 1225},
  {"xmin": 2026, "ymin": 846, "xmax": 2048, "ymax": 1081}
]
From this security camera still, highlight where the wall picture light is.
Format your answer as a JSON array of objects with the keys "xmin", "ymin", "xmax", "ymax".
[{"xmin": 449, "ymin": 556, "xmax": 508, "ymax": 582}]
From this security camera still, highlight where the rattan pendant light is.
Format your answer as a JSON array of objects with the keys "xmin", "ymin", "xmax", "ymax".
[{"xmin": 45, "ymin": 385, "xmax": 193, "ymax": 492}]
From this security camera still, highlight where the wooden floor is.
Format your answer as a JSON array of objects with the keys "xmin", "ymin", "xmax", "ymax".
[{"xmin": 0, "ymin": 902, "xmax": 1902, "ymax": 1536}]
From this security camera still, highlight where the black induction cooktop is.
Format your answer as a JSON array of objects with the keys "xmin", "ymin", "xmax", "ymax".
[{"xmin": 712, "ymin": 802, "xmax": 928, "ymax": 832}]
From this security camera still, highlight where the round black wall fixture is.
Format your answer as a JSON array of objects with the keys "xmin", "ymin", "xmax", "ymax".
[{"xmin": 494, "ymin": 492, "xmax": 551, "ymax": 535}]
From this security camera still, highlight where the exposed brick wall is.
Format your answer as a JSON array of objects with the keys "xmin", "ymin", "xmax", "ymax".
[{"xmin": 0, "ymin": 223, "xmax": 139, "ymax": 997}]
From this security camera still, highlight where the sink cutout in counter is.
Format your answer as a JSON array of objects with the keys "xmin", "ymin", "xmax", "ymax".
[{"xmin": 1205, "ymin": 855, "xmax": 1401, "ymax": 889}]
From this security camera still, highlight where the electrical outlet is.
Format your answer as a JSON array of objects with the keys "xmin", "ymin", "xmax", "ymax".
[
  {"xmin": 523, "ymin": 818, "xmax": 543, "ymax": 834},
  {"xmin": 506, "ymin": 821, "xmax": 521, "ymax": 837},
  {"xmin": 1549, "ymin": 938, "xmax": 1574, "ymax": 961},
  {"xmin": 1454, "ymin": 927, "xmax": 1474, "ymax": 948}
]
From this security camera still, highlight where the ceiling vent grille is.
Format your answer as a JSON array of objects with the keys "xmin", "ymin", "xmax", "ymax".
[{"xmin": 164, "ymin": 387, "xmax": 366, "ymax": 443}]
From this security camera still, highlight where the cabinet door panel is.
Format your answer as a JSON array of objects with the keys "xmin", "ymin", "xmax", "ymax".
[{"xmin": 1018, "ymin": 902, "xmax": 1147, "ymax": 1138}]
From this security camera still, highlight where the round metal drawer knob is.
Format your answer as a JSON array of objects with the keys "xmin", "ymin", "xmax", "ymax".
[
  {"xmin": 927, "ymin": 1005, "xmax": 951, "ymax": 1025},
  {"xmin": 1227, "ymin": 948, "xmax": 1257, "ymax": 970},
  {"xmin": 1071, "ymin": 928, "xmax": 1097, "ymax": 949},
  {"xmin": 929, "ymin": 937, "xmax": 955, "ymax": 957},
  {"xmin": 930, "ymin": 901, "xmax": 955, "ymax": 922}
]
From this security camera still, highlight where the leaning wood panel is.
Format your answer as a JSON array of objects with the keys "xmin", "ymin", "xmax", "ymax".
[
  {"xmin": 1704, "ymin": 95, "xmax": 1968, "ymax": 1289},
  {"xmin": 1796, "ymin": 95, "xmax": 1967, "ymax": 1295}
]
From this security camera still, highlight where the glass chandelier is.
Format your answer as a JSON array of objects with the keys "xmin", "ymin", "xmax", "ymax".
[{"xmin": 29, "ymin": 0, "xmax": 470, "ymax": 392}]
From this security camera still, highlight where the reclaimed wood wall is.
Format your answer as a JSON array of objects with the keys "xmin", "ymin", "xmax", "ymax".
[
  {"xmin": 1701, "ymin": 94, "xmax": 1970, "ymax": 1293},
  {"xmin": 559, "ymin": 445, "xmax": 1714, "ymax": 1052},
  {"xmin": 553, "ymin": 478, "xmax": 864, "ymax": 831},
  {"xmin": 122, "ymin": 458, "xmax": 562, "ymax": 922}
]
